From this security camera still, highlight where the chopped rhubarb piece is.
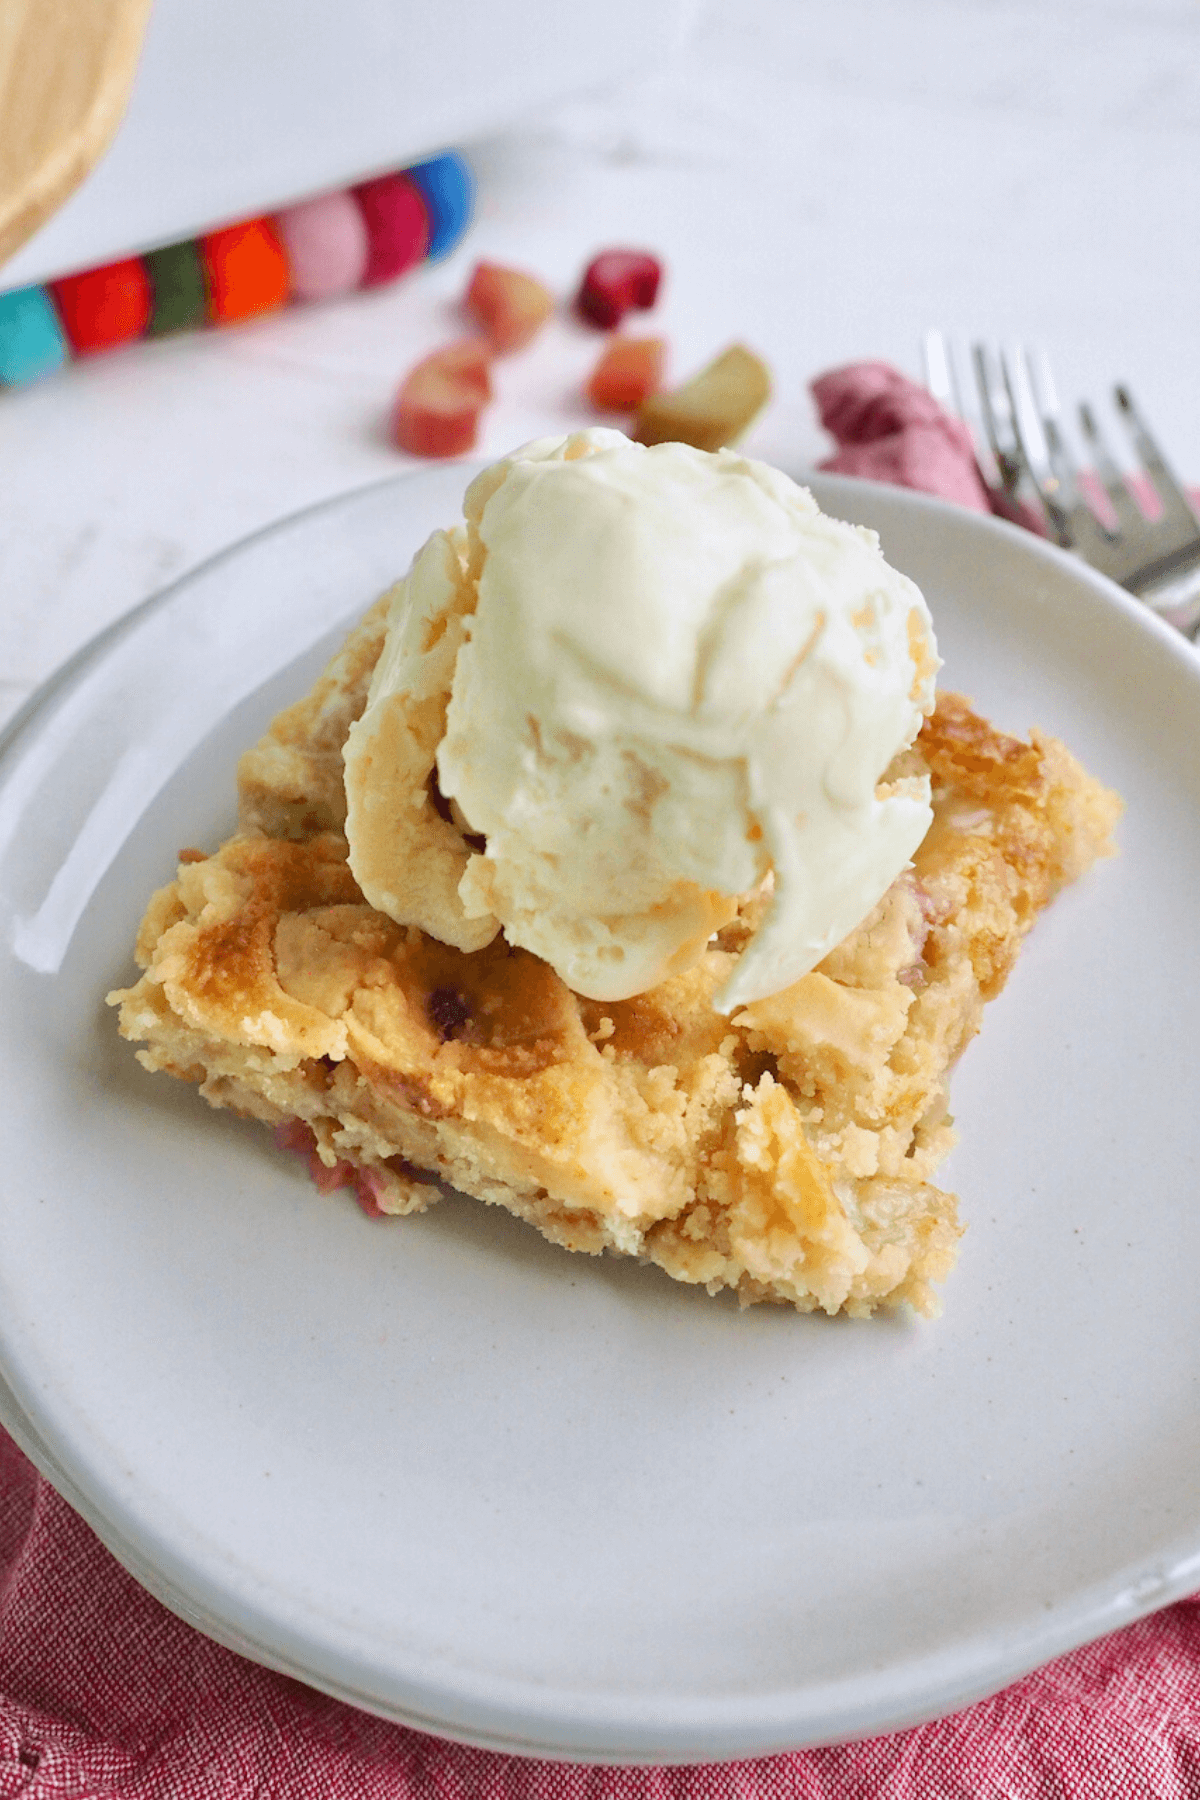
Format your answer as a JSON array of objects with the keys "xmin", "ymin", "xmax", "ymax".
[
  {"xmin": 464, "ymin": 261, "xmax": 554, "ymax": 352},
  {"xmin": 351, "ymin": 1167, "xmax": 390, "ymax": 1218},
  {"xmin": 635, "ymin": 343, "xmax": 771, "ymax": 451},
  {"xmin": 392, "ymin": 340, "xmax": 493, "ymax": 458},
  {"xmin": 274, "ymin": 1119, "xmax": 317, "ymax": 1157},
  {"xmin": 576, "ymin": 250, "xmax": 662, "ymax": 329},
  {"xmin": 274, "ymin": 1117, "xmax": 346, "ymax": 1191},
  {"xmin": 274, "ymin": 1117, "xmax": 389, "ymax": 1217},
  {"xmin": 309, "ymin": 1156, "xmax": 356, "ymax": 1195},
  {"xmin": 586, "ymin": 336, "xmax": 666, "ymax": 412}
]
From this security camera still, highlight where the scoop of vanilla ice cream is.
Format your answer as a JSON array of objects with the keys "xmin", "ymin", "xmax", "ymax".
[{"xmin": 344, "ymin": 428, "xmax": 939, "ymax": 1013}]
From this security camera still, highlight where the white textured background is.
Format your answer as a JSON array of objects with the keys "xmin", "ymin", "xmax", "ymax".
[{"xmin": 3, "ymin": 0, "xmax": 1199, "ymax": 731}]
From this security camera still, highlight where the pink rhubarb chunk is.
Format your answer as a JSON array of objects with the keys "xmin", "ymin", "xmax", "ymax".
[
  {"xmin": 587, "ymin": 336, "xmax": 666, "ymax": 411},
  {"xmin": 273, "ymin": 1120, "xmax": 387, "ymax": 1218},
  {"xmin": 576, "ymin": 250, "xmax": 662, "ymax": 329},
  {"xmin": 464, "ymin": 261, "xmax": 554, "ymax": 352},
  {"xmin": 392, "ymin": 340, "xmax": 493, "ymax": 457}
]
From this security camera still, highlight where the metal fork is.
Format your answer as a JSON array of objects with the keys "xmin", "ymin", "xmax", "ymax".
[{"xmin": 923, "ymin": 331, "xmax": 1200, "ymax": 639}]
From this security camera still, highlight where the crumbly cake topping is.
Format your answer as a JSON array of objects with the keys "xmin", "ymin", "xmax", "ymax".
[{"xmin": 111, "ymin": 606, "xmax": 1120, "ymax": 1319}]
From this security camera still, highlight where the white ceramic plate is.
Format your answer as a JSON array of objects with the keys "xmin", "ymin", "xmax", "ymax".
[{"xmin": 2, "ymin": 469, "xmax": 1199, "ymax": 1765}]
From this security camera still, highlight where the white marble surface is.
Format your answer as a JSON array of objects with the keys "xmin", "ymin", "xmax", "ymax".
[{"xmin": 4, "ymin": 0, "xmax": 1200, "ymax": 733}]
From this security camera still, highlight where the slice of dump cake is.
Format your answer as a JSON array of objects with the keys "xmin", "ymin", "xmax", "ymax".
[
  {"xmin": 111, "ymin": 643, "xmax": 1117, "ymax": 1319},
  {"xmin": 111, "ymin": 435, "xmax": 1120, "ymax": 1316}
]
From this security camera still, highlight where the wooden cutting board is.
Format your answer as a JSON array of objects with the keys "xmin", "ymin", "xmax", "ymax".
[{"xmin": 0, "ymin": 0, "xmax": 153, "ymax": 270}]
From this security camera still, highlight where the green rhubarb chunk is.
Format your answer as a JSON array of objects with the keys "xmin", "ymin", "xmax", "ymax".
[{"xmin": 635, "ymin": 344, "xmax": 771, "ymax": 452}]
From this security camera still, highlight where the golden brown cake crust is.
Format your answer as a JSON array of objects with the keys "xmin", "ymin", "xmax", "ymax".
[{"xmin": 110, "ymin": 608, "xmax": 1121, "ymax": 1318}]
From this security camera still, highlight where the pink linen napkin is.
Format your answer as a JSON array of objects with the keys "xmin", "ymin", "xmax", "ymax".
[
  {"xmin": 2, "ymin": 1421, "xmax": 1199, "ymax": 1796},
  {"xmin": 5, "ymin": 369, "xmax": 1200, "ymax": 1796},
  {"xmin": 812, "ymin": 361, "xmax": 997, "ymax": 515}
]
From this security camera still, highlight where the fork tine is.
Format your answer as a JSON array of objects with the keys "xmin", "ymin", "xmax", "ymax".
[
  {"xmin": 1024, "ymin": 348, "xmax": 1083, "ymax": 510},
  {"xmin": 1114, "ymin": 386, "xmax": 1200, "ymax": 534},
  {"xmin": 999, "ymin": 346, "xmax": 1071, "ymax": 542},
  {"xmin": 1000, "ymin": 347, "xmax": 1045, "ymax": 473},
  {"xmin": 1077, "ymin": 402, "xmax": 1147, "ymax": 536},
  {"xmin": 947, "ymin": 338, "xmax": 1005, "ymax": 492},
  {"xmin": 971, "ymin": 344, "xmax": 1022, "ymax": 499},
  {"xmin": 924, "ymin": 331, "xmax": 1003, "ymax": 493}
]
